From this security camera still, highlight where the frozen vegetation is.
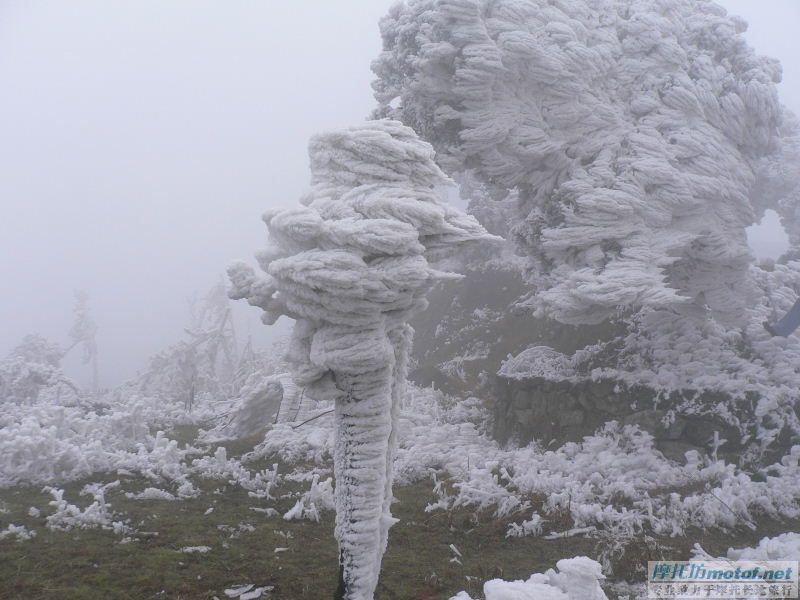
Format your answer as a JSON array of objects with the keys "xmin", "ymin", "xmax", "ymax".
[
  {"xmin": 255, "ymin": 386, "xmax": 800, "ymax": 544},
  {"xmin": 2, "ymin": 376, "xmax": 800, "ymax": 596},
  {"xmin": 373, "ymin": 0, "xmax": 800, "ymax": 460},
  {"xmin": 374, "ymin": 0, "xmax": 791, "ymax": 326}
]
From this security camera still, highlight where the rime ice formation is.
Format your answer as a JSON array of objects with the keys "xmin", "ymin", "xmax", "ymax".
[
  {"xmin": 373, "ymin": 0, "xmax": 800, "ymax": 454},
  {"xmin": 267, "ymin": 387, "xmax": 800, "ymax": 541},
  {"xmin": 373, "ymin": 0, "xmax": 791, "ymax": 327},
  {"xmin": 450, "ymin": 556, "xmax": 607, "ymax": 600},
  {"xmin": 693, "ymin": 531, "xmax": 800, "ymax": 562},
  {"xmin": 0, "ymin": 335, "xmax": 78, "ymax": 405},
  {"xmin": 755, "ymin": 111, "xmax": 800, "ymax": 253},
  {"xmin": 228, "ymin": 119, "xmax": 495, "ymax": 599}
]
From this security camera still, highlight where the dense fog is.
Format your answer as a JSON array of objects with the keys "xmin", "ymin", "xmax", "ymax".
[
  {"xmin": 4, "ymin": 3, "xmax": 800, "ymax": 599},
  {"xmin": 1, "ymin": 1, "xmax": 798, "ymax": 388}
]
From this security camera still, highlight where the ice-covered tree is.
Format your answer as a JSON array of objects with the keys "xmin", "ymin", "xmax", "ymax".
[
  {"xmin": 373, "ymin": 0, "xmax": 788, "ymax": 327},
  {"xmin": 68, "ymin": 290, "xmax": 99, "ymax": 393},
  {"xmin": 228, "ymin": 119, "xmax": 494, "ymax": 599},
  {"xmin": 372, "ymin": 0, "xmax": 800, "ymax": 456},
  {"xmin": 138, "ymin": 340, "xmax": 199, "ymax": 410},
  {"xmin": 138, "ymin": 282, "xmax": 240, "ymax": 408},
  {"xmin": 0, "ymin": 334, "xmax": 78, "ymax": 405},
  {"xmin": 186, "ymin": 281, "xmax": 239, "ymax": 391}
]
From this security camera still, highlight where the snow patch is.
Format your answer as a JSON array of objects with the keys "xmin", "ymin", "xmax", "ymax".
[
  {"xmin": 179, "ymin": 545, "xmax": 212, "ymax": 554},
  {"xmin": 126, "ymin": 487, "xmax": 177, "ymax": 501},
  {"xmin": 0, "ymin": 523, "xmax": 36, "ymax": 542},
  {"xmin": 450, "ymin": 556, "xmax": 607, "ymax": 600}
]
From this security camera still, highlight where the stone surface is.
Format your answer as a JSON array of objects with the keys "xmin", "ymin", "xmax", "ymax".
[
  {"xmin": 409, "ymin": 264, "xmax": 795, "ymax": 466},
  {"xmin": 491, "ymin": 370, "xmax": 771, "ymax": 464},
  {"xmin": 408, "ymin": 266, "xmax": 621, "ymax": 397}
]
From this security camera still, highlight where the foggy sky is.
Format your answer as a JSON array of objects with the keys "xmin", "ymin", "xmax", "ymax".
[{"xmin": 1, "ymin": 1, "xmax": 798, "ymax": 388}]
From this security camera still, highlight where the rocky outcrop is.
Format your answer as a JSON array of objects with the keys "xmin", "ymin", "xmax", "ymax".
[
  {"xmin": 411, "ymin": 266, "xmax": 799, "ymax": 465},
  {"xmin": 408, "ymin": 266, "xmax": 620, "ymax": 396},
  {"xmin": 494, "ymin": 353, "xmax": 766, "ymax": 464}
]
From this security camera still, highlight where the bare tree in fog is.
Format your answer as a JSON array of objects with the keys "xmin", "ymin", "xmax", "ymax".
[{"xmin": 67, "ymin": 290, "xmax": 99, "ymax": 394}]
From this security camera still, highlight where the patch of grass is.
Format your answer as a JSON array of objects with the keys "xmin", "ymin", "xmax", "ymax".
[
  {"xmin": 2, "ymin": 463, "xmax": 799, "ymax": 600},
  {"xmin": 0, "ymin": 471, "xmax": 337, "ymax": 600},
  {"xmin": 382, "ymin": 484, "xmax": 596, "ymax": 599},
  {"xmin": 0, "ymin": 472, "xmax": 595, "ymax": 600}
]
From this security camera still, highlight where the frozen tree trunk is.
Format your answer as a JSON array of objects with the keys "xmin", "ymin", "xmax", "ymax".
[
  {"xmin": 332, "ymin": 324, "xmax": 411, "ymax": 598},
  {"xmin": 382, "ymin": 324, "xmax": 411, "ymax": 552},
  {"xmin": 228, "ymin": 120, "xmax": 496, "ymax": 599},
  {"xmin": 333, "ymin": 354, "xmax": 394, "ymax": 597}
]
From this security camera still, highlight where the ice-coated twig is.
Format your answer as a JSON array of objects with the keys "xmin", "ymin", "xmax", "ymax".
[{"xmin": 542, "ymin": 526, "xmax": 597, "ymax": 540}]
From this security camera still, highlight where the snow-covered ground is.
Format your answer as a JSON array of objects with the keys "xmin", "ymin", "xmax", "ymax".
[
  {"xmin": 2, "ymin": 384, "xmax": 800, "ymax": 595},
  {"xmin": 450, "ymin": 556, "xmax": 608, "ymax": 600}
]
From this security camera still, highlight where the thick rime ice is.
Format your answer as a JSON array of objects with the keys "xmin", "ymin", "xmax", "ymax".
[
  {"xmin": 373, "ymin": 0, "xmax": 800, "ymax": 452},
  {"xmin": 373, "ymin": 0, "xmax": 792, "ymax": 327},
  {"xmin": 224, "ymin": 585, "xmax": 274, "ymax": 600},
  {"xmin": 449, "ymin": 556, "xmax": 607, "ymax": 600},
  {"xmin": 0, "ymin": 396, "xmax": 204, "ymax": 490},
  {"xmin": 204, "ymin": 372, "xmax": 329, "ymax": 443},
  {"xmin": 209, "ymin": 375, "xmax": 285, "ymax": 440},
  {"xmin": 694, "ymin": 532, "xmax": 800, "ymax": 561},
  {"xmin": 228, "ymin": 119, "xmax": 495, "ymax": 599},
  {"xmin": 754, "ymin": 112, "xmax": 800, "ymax": 252},
  {"xmin": 264, "ymin": 386, "xmax": 800, "ymax": 542}
]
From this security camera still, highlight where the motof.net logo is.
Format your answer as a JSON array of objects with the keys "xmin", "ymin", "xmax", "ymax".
[{"xmin": 647, "ymin": 560, "xmax": 799, "ymax": 598}]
